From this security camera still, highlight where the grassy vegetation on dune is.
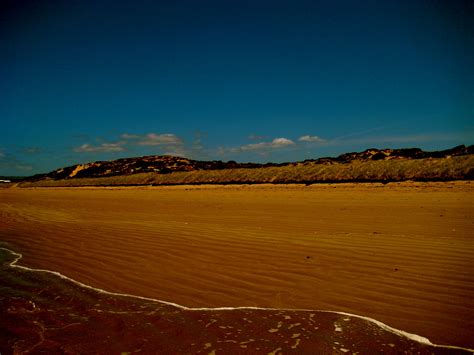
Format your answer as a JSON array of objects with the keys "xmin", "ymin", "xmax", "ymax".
[{"xmin": 17, "ymin": 155, "xmax": 474, "ymax": 187}]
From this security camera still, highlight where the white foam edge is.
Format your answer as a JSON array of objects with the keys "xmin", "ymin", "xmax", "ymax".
[{"xmin": 2, "ymin": 247, "xmax": 473, "ymax": 353}]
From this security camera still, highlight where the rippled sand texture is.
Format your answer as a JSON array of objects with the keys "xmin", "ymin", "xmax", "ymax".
[
  {"xmin": 0, "ymin": 182, "xmax": 473, "ymax": 349},
  {"xmin": 1, "ymin": 248, "xmax": 471, "ymax": 354}
]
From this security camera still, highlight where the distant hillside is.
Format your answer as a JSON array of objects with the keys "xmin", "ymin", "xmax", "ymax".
[
  {"xmin": 18, "ymin": 145, "xmax": 474, "ymax": 187},
  {"xmin": 26, "ymin": 145, "xmax": 473, "ymax": 180},
  {"xmin": 26, "ymin": 155, "xmax": 276, "ymax": 181}
]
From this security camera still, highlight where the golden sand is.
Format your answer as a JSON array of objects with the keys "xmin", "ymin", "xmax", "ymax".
[{"xmin": 0, "ymin": 182, "xmax": 473, "ymax": 348}]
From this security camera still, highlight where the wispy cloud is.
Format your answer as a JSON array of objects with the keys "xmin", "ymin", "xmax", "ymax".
[
  {"xmin": 21, "ymin": 147, "xmax": 42, "ymax": 154},
  {"xmin": 73, "ymin": 132, "xmax": 186, "ymax": 156},
  {"xmin": 248, "ymin": 134, "xmax": 266, "ymax": 140},
  {"xmin": 323, "ymin": 132, "xmax": 473, "ymax": 147},
  {"xmin": 136, "ymin": 133, "xmax": 183, "ymax": 146},
  {"xmin": 121, "ymin": 133, "xmax": 183, "ymax": 146},
  {"xmin": 73, "ymin": 142, "xmax": 126, "ymax": 153},
  {"xmin": 298, "ymin": 135, "xmax": 326, "ymax": 143},
  {"xmin": 331, "ymin": 126, "xmax": 387, "ymax": 141},
  {"xmin": 0, "ymin": 150, "xmax": 33, "ymax": 173},
  {"xmin": 297, "ymin": 130, "xmax": 472, "ymax": 148},
  {"xmin": 13, "ymin": 164, "xmax": 33, "ymax": 171},
  {"xmin": 120, "ymin": 133, "xmax": 141, "ymax": 139}
]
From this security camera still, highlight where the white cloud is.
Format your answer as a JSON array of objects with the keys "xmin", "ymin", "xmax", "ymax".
[
  {"xmin": 218, "ymin": 137, "xmax": 296, "ymax": 157},
  {"xmin": 236, "ymin": 137, "xmax": 295, "ymax": 152},
  {"xmin": 272, "ymin": 137, "xmax": 294, "ymax": 146},
  {"xmin": 73, "ymin": 143, "xmax": 125, "ymax": 153},
  {"xmin": 298, "ymin": 135, "xmax": 326, "ymax": 143}
]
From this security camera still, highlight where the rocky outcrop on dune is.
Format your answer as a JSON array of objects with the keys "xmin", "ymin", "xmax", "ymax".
[
  {"xmin": 303, "ymin": 145, "xmax": 474, "ymax": 165},
  {"xmin": 26, "ymin": 145, "xmax": 473, "ymax": 182}
]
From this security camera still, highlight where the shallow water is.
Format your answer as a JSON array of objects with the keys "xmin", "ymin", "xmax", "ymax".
[{"xmin": 1, "ymin": 247, "xmax": 472, "ymax": 354}]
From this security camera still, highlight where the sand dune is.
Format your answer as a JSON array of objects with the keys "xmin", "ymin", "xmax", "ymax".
[{"xmin": 0, "ymin": 182, "xmax": 473, "ymax": 349}]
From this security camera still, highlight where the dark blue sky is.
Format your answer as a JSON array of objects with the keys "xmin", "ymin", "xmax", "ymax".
[{"xmin": 1, "ymin": 0, "xmax": 472, "ymax": 175}]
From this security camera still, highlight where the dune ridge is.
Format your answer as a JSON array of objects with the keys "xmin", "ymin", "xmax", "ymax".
[{"xmin": 15, "ymin": 145, "xmax": 474, "ymax": 188}]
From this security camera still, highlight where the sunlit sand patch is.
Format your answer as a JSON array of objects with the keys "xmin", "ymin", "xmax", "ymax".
[
  {"xmin": 291, "ymin": 338, "xmax": 301, "ymax": 349},
  {"xmin": 267, "ymin": 347, "xmax": 282, "ymax": 355},
  {"xmin": 1, "ymin": 247, "xmax": 473, "ymax": 354},
  {"xmin": 288, "ymin": 322, "xmax": 301, "ymax": 330}
]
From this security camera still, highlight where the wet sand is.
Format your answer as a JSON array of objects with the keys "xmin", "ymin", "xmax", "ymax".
[
  {"xmin": 0, "ymin": 182, "xmax": 473, "ymax": 350},
  {"xmin": 1, "ymin": 248, "xmax": 470, "ymax": 354}
]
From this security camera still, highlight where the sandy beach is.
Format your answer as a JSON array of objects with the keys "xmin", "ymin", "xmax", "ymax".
[{"xmin": 0, "ymin": 182, "xmax": 473, "ymax": 349}]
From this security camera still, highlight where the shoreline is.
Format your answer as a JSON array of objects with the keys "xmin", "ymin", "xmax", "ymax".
[
  {"xmin": 2, "ymin": 246, "xmax": 473, "ymax": 353},
  {"xmin": 9, "ymin": 179, "xmax": 473, "ymax": 190}
]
